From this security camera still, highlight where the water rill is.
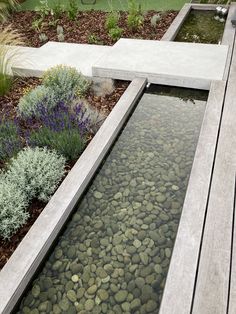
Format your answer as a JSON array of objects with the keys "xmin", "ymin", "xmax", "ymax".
[{"xmin": 18, "ymin": 86, "xmax": 208, "ymax": 314}]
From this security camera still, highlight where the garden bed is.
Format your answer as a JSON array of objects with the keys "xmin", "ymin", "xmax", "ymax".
[
  {"xmin": 3, "ymin": 10, "xmax": 177, "ymax": 47},
  {"xmin": 0, "ymin": 75, "xmax": 128, "ymax": 270}
]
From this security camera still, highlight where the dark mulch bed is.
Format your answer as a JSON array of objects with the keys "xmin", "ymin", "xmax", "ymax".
[
  {"xmin": 5, "ymin": 10, "xmax": 177, "ymax": 47},
  {"xmin": 0, "ymin": 77, "xmax": 128, "ymax": 269}
]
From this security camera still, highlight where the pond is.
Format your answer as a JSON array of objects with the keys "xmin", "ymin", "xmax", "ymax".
[
  {"xmin": 17, "ymin": 86, "xmax": 208, "ymax": 314},
  {"xmin": 175, "ymin": 9, "xmax": 226, "ymax": 44}
]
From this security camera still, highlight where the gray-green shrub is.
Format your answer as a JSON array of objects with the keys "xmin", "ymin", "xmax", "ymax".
[
  {"xmin": 5, "ymin": 147, "xmax": 66, "ymax": 202},
  {"xmin": 42, "ymin": 65, "xmax": 90, "ymax": 103},
  {"xmin": 0, "ymin": 179, "xmax": 29, "ymax": 239},
  {"xmin": 18, "ymin": 85, "xmax": 57, "ymax": 118}
]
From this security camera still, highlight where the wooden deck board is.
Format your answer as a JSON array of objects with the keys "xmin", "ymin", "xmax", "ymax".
[
  {"xmin": 192, "ymin": 28, "xmax": 236, "ymax": 314},
  {"xmin": 159, "ymin": 80, "xmax": 226, "ymax": 314}
]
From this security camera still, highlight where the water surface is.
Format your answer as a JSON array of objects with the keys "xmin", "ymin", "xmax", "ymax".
[{"xmin": 18, "ymin": 86, "xmax": 207, "ymax": 314}]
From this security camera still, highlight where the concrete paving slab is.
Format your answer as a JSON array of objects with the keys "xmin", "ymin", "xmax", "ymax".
[
  {"xmin": 92, "ymin": 38, "xmax": 229, "ymax": 89},
  {"xmin": 12, "ymin": 42, "xmax": 111, "ymax": 77}
]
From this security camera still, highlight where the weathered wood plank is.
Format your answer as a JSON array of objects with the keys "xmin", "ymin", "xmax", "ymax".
[
  {"xmin": 159, "ymin": 80, "xmax": 226, "ymax": 314},
  {"xmin": 192, "ymin": 31, "xmax": 236, "ymax": 314}
]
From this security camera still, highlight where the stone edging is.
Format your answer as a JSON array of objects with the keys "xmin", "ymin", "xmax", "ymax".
[{"xmin": 0, "ymin": 77, "xmax": 147, "ymax": 314}]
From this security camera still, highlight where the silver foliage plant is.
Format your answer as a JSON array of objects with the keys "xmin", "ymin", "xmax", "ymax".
[
  {"xmin": 0, "ymin": 179, "xmax": 29, "ymax": 239},
  {"xmin": 5, "ymin": 147, "xmax": 66, "ymax": 202},
  {"xmin": 42, "ymin": 65, "xmax": 91, "ymax": 103},
  {"xmin": 18, "ymin": 85, "xmax": 57, "ymax": 118}
]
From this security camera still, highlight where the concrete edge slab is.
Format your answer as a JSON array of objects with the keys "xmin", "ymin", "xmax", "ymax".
[
  {"xmin": 0, "ymin": 78, "xmax": 147, "ymax": 314},
  {"xmin": 159, "ymin": 80, "xmax": 227, "ymax": 314},
  {"xmin": 92, "ymin": 68, "xmax": 213, "ymax": 90},
  {"xmin": 161, "ymin": 3, "xmax": 191, "ymax": 41}
]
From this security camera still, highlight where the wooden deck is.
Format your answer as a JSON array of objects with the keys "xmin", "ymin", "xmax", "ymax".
[{"xmin": 160, "ymin": 3, "xmax": 236, "ymax": 314}]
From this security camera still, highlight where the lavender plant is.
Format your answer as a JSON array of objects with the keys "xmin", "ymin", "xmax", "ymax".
[
  {"xmin": 18, "ymin": 85, "xmax": 57, "ymax": 118},
  {"xmin": 42, "ymin": 65, "xmax": 90, "ymax": 103},
  {"xmin": 0, "ymin": 117, "xmax": 22, "ymax": 162},
  {"xmin": 27, "ymin": 102, "xmax": 90, "ymax": 160}
]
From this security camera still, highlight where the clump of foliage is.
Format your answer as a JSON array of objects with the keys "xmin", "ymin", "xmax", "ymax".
[
  {"xmin": 105, "ymin": 11, "xmax": 120, "ymax": 31},
  {"xmin": 87, "ymin": 33, "xmax": 102, "ymax": 45},
  {"xmin": 0, "ymin": 179, "xmax": 29, "ymax": 239},
  {"xmin": 67, "ymin": 0, "xmax": 78, "ymax": 20},
  {"xmin": 0, "ymin": 117, "xmax": 22, "ymax": 162},
  {"xmin": 27, "ymin": 102, "xmax": 90, "ymax": 160},
  {"xmin": 0, "ymin": 26, "xmax": 24, "ymax": 96},
  {"xmin": 151, "ymin": 14, "xmax": 161, "ymax": 28},
  {"xmin": 18, "ymin": 85, "xmax": 57, "ymax": 118},
  {"xmin": 5, "ymin": 147, "xmax": 66, "ymax": 202},
  {"xmin": 39, "ymin": 32, "xmax": 48, "ymax": 43},
  {"xmin": 109, "ymin": 27, "xmax": 123, "ymax": 41},
  {"xmin": 0, "ymin": 0, "xmax": 17, "ymax": 22},
  {"xmin": 127, "ymin": 0, "xmax": 144, "ymax": 31},
  {"xmin": 42, "ymin": 65, "xmax": 90, "ymax": 103}
]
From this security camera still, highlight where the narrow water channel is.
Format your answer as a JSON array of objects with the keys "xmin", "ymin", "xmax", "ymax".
[
  {"xmin": 175, "ymin": 10, "xmax": 226, "ymax": 44},
  {"xmin": 18, "ymin": 86, "xmax": 208, "ymax": 314}
]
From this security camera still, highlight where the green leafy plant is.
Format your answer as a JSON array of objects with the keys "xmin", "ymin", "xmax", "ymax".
[
  {"xmin": 0, "ymin": 179, "xmax": 29, "ymax": 239},
  {"xmin": 42, "ymin": 65, "xmax": 90, "ymax": 102},
  {"xmin": 35, "ymin": 0, "xmax": 51, "ymax": 21},
  {"xmin": 108, "ymin": 27, "xmax": 123, "ymax": 41},
  {"xmin": 0, "ymin": 26, "xmax": 24, "ymax": 96},
  {"xmin": 29, "ymin": 127, "xmax": 85, "ymax": 161},
  {"xmin": 105, "ymin": 11, "xmax": 120, "ymax": 31},
  {"xmin": 67, "ymin": 0, "xmax": 78, "ymax": 20},
  {"xmin": 127, "ymin": 0, "xmax": 144, "ymax": 31},
  {"xmin": 151, "ymin": 14, "xmax": 161, "ymax": 28},
  {"xmin": 5, "ymin": 147, "xmax": 66, "ymax": 202},
  {"xmin": 31, "ymin": 18, "xmax": 44, "ymax": 32},
  {"xmin": 17, "ymin": 85, "xmax": 57, "ymax": 118},
  {"xmin": 87, "ymin": 33, "xmax": 102, "ymax": 45},
  {"xmin": 0, "ymin": 117, "xmax": 22, "ymax": 162},
  {"xmin": 53, "ymin": 0, "xmax": 64, "ymax": 18}
]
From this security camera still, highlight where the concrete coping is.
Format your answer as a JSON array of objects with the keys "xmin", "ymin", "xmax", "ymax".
[{"xmin": 0, "ymin": 78, "xmax": 147, "ymax": 314}]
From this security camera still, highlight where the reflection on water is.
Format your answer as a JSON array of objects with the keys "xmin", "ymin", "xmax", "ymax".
[
  {"xmin": 175, "ymin": 10, "xmax": 226, "ymax": 44},
  {"xmin": 18, "ymin": 88, "xmax": 207, "ymax": 314}
]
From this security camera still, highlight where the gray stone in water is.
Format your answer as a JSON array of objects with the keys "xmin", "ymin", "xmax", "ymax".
[
  {"xmin": 85, "ymin": 299, "xmax": 95, "ymax": 311},
  {"xmin": 114, "ymin": 290, "xmax": 128, "ymax": 303},
  {"xmin": 139, "ymin": 252, "xmax": 149, "ymax": 265},
  {"xmin": 94, "ymin": 191, "xmax": 103, "ymax": 199}
]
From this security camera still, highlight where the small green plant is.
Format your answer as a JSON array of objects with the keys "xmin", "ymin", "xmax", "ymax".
[
  {"xmin": 35, "ymin": 0, "xmax": 51, "ymax": 21},
  {"xmin": 29, "ymin": 127, "xmax": 85, "ymax": 161},
  {"xmin": 87, "ymin": 33, "xmax": 102, "ymax": 45},
  {"xmin": 17, "ymin": 85, "xmax": 57, "ymax": 118},
  {"xmin": 150, "ymin": 14, "xmax": 161, "ymax": 28},
  {"xmin": 105, "ymin": 11, "xmax": 120, "ymax": 31},
  {"xmin": 0, "ymin": 26, "xmax": 24, "ymax": 96},
  {"xmin": 42, "ymin": 65, "xmax": 90, "ymax": 102},
  {"xmin": 67, "ymin": 0, "xmax": 78, "ymax": 20},
  {"xmin": 53, "ymin": 0, "xmax": 64, "ymax": 18},
  {"xmin": 31, "ymin": 18, "xmax": 44, "ymax": 32},
  {"xmin": 57, "ymin": 25, "xmax": 64, "ymax": 42},
  {"xmin": 0, "ymin": 117, "xmax": 22, "ymax": 162},
  {"xmin": 0, "ymin": 179, "xmax": 29, "ymax": 239},
  {"xmin": 108, "ymin": 27, "xmax": 123, "ymax": 41},
  {"xmin": 5, "ymin": 147, "xmax": 66, "ymax": 202},
  {"xmin": 127, "ymin": 0, "xmax": 144, "ymax": 31}
]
